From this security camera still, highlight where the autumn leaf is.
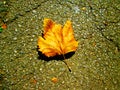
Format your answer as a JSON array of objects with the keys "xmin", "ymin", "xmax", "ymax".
[
  {"xmin": 1, "ymin": 24, "xmax": 7, "ymax": 29},
  {"xmin": 51, "ymin": 77, "xmax": 58, "ymax": 83},
  {"xmin": 38, "ymin": 18, "xmax": 78, "ymax": 57}
]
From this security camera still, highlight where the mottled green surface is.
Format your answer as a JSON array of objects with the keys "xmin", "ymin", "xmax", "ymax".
[{"xmin": 0, "ymin": 0, "xmax": 120, "ymax": 90}]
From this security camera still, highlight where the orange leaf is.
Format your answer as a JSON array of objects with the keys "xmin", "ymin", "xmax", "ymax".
[
  {"xmin": 51, "ymin": 77, "xmax": 58, "ymax": 83},
  {"xmin": 38, "ymin": 18, "xmax": 78, "ymax": 57},
  {"xmin": 1, "ymin": 24, "xmax": 7, "ymax": 29}
]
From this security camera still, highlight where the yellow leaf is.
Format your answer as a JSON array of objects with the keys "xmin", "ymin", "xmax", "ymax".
[
  {"xmin": 51, "ymin": 77, "xmax": 58, "ymax": 83},
  {"xmin": 38, "ymin": 18, "xmax": 78, "ymax": 57}
]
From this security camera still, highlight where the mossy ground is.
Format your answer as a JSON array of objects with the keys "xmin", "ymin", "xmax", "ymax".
[{"xmin": 0, "ymin": 0, "xmax": 120, "ymax": 90}]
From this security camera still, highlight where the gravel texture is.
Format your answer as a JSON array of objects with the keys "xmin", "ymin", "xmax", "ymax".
[{"xmin": 0, "ymin": 0, "xmax": 120, "ymax": 90}]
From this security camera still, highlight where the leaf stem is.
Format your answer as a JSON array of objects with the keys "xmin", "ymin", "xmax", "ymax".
[{"xmin": 62, "ymin": 54, "xmax": 71, "ymax": 72}]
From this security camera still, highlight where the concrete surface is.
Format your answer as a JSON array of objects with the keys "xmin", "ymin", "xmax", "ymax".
[{"xmin": 0, "ymin": 0, "xmax": 120, "ymax": 90}]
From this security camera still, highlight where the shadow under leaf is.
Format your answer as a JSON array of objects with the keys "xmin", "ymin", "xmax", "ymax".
[{"xmin": 37, "ymin": 48, "xmax": 75, "ymax": 61}]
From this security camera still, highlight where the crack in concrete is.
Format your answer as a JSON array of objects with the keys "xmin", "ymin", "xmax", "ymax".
[
  {"xmin": 2, "ymin": 0, "xmax": 49, "ymax": 24},
  {"xmin": 87, "ymin": 0, "xmax": 120, "ymax": 51}
]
